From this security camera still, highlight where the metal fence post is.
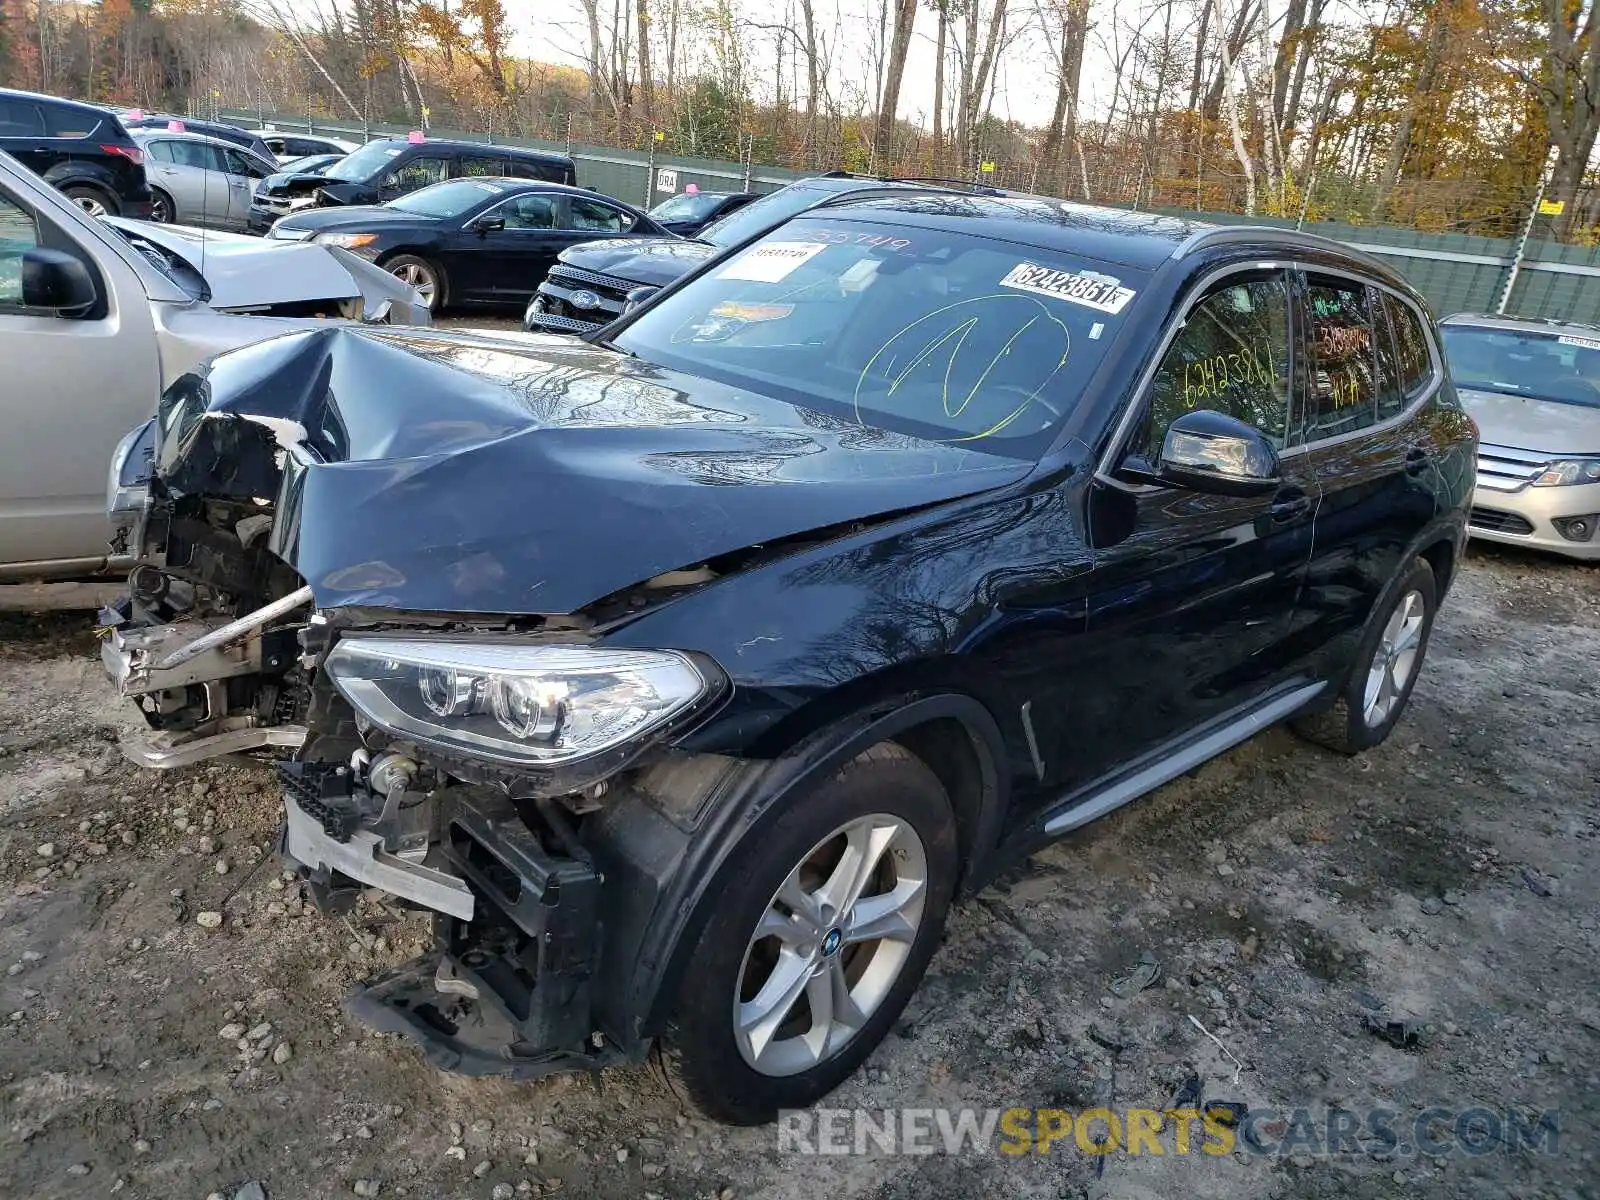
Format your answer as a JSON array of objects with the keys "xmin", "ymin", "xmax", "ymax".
[
  {"xmin": 1498, "ymin": 145, "xmax": 1561, "ymax": 315},
  {"xmin": 742, "ymin": 135, "xmax": 753, "ymax": 190},
  {"xmin": 645, "ymin": 137, "xmax": 656, "ymax": 207},
  {"xmin": 565, "ymin": 114, "xmax": 573, "ymax": 158}
]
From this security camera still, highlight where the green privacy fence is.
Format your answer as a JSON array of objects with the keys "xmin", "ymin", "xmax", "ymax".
[{"xmin": 226, "ymin": 108, "xmax": 1600, "ymax": 326}]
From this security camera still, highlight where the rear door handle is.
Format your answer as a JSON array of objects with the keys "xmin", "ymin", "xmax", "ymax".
[
  {"xmin": 1270, "ymin": 488, "xmax": 1312, "ymax": 522},
  {"xmin": 1404, "ymin": 446, "xmax": 1429, "ymax": 476}
]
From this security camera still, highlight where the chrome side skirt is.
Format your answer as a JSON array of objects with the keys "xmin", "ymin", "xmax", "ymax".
[{"xmin": 1042, "ymin": 681, "xmax": 1327, "ymax": 835}]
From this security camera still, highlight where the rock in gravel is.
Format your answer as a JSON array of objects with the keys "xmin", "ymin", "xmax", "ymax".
[
  {"xmin": 66, "ymin": 1163, "xmax": 90, "ymax": 1176},
  {"xmin": 234, "ymin": 1183, "xmax": 269, "ymax": 1200},
  {"xmin": 473, "ymin": 1160, "xmax": 492, "ymax": 1178},
  {"xmin": 35, "ymin": 843, "xmax": 55, "ymax": 858},
  {"xmin": 132, "ymin": 1139, "xmax": 150, "ymax": 1155},
  {"xmin": 1205, "ymin": 845, "xmax": 1228, "ymax": 865},
  {"xmin": 492, "ymin": 1186, "xmax": 515, "ymax": 1200},
  {"xmin": 87, "ymin": 842, "xmax": 108, "ymax": 856},
  {"xmin": 1420, "ymin": 896, "xmax": 1444, "ymax": 916},
  {"xmin": 355, "ymin": 1124, "xmax": 373, "ymax": 1139},
  {"xmin": 215, "ymin": 859, "xmax": 230, "ymax": 876},
  {"xmin": 273, "ymin": 1041, "xmax": 293, "ymax": 1065},
  {"xmin": 247, "ymin": 1022, "xmax": 273, "ymax": 1041},
  {"xmin": 352, "ymin": 1182, "xmax": 381, "ymax": 1198},
  {"xmin": 1442, "ymin": 889, "xmax": 1464, "ymax": 906},
  {"xmin": 196, "ymin": 911, "xmax": 224, "ymax": 929},
  {"xmin": 219, "ymin": 1023, "xmax": 246, "ymax": 1041},
  {"xmin": 199, "ymin": 835, "xmax": 216, "ymax": 854}
]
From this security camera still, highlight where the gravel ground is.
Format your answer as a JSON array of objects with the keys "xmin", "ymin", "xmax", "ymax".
[{"xmin": 0, "ymin": 543, "xmax": 1596, "ymax": 1200}]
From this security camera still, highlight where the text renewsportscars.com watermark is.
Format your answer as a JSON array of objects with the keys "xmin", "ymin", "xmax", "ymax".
[{"xmin": 777, "ymin": 1105, "xmax": 1560, "ymax": 1159}]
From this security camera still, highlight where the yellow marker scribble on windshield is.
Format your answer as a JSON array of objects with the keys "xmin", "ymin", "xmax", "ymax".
[{"xmin": 854, "ymin": 294, "xmax": 1071, "ymax": 441}]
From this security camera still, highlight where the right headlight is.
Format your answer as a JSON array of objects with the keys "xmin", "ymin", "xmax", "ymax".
[
  {"xmin": 1533, "ymin": 458, "xmax": 1600, "ymax": 487},
  {"xmin": 323, "ymin": 638, "xmax": 720, "ymax": 770}
]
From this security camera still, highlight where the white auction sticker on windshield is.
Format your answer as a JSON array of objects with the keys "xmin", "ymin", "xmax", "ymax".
[
  {"xmin": 1558, "ymin": 334, "xmax": 1600, "ymax": 351},
  {"xmin": 1000, "ymin": 262, "xmax": 1136, "ymax": 314},
  {"xmin": 717, "ymin": 241, "xmax": 828, "ymax": 283}
]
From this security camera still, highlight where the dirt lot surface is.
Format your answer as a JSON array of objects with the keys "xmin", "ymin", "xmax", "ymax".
[{"xmin": 1, "ymin": 544, "xmax": 1596, "ymax": 1200}]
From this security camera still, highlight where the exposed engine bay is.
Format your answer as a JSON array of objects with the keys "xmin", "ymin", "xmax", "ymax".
[{"xmin": 97, "ymin": 321, "xmax": 1027, "ymax": 1084}]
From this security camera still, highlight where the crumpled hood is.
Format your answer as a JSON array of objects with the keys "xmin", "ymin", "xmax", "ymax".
[
  {"xmin": 557, "ymin": 236, "xmax": 717, "ymax": 287},
  {"xmin": 157, "ymin": 326, "xmax": 1031, "ymax": 615},
  {"xmin": 104, "ymin": 217, "xmax": 429, "ymax": 323},
  {"xmin": 1458, "ymin": 387, "xmax": 1600, "ymax": 454}
]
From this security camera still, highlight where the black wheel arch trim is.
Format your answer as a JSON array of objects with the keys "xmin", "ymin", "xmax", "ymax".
[{"xmin": 615, "ymin": 692, "xmax": 1008, "ymax": 1046}]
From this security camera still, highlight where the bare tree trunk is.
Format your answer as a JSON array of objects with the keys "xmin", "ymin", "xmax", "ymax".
[
  {"xmin": 1270, "ymin": 0, "xmax": 1305, "ymax": 129},
  {"xmin": 1188, "ymin": 0, "xmax": 1212, "ymax": 111},
  {"xmin": 931, "ymin": 1, "xmax": 947, "ymax": 149},
  {"xmin": 637, "ymin": 0, "xmax": 653, "ymax": 125},
  {"xmin": 1540, "ymin": 0, "xmax": 1600, "ymax": 239},
  {"xmin": 874, "ymin": 0, "xmax": 917, "ymax": 168},
  {"xmin": 1370, "ymin": 5, "xmax": 1446, "ymax": 219},
  {"xmin": 1283, "ymin": 0, "xmax": 1324, "ymax": 133},
  {"xmin": 799, "ymin": 0, "xmax": 819, "ymax": 162},
  {"xmin": 1217, "ymin": 0, "xmax": 1255, "ymax": 213},
  {"xmin": 1201, "ymin": 0, "xmax": 1257, "ymax": 120}
]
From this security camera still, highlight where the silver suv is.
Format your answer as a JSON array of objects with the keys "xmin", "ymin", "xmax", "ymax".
[{"xmin": 0, "ymin": 150, "xmax": 427, "ymax": 589}]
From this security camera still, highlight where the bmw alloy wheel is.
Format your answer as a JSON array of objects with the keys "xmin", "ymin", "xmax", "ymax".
[
  {"xmin": 1363, "ymin": 588, "xmax": 1425, "ymax": 727},
  {"xmin": 733, "ymin": 813, "xmax": 927, "ymax": 1076}
]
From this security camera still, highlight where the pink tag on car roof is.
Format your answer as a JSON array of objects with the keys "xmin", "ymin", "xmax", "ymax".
[
  {"xmin": 128, "ymin": 108, "xmax": 145, "ymax": 120},
  {"xmin": 167, "ymin": 119, "xmax": 185, "ymax": 132},
  {"xmin": 686, "ymin": 183, "xmax": 699, "ymax": 194},
  {"xmin": 408, "ymin": 130, "xmax": 425, "ymax": 143}
]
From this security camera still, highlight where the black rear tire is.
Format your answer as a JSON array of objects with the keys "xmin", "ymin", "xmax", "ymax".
[
  {"xmin": 149, "ymin": 188, "xmax": 174, "ymax": 223},
  {"xmin": 1292, "ymin": 557, "xmax": 1437, "ymax": 754},
  {"xmin": 671, "ymin": 743, "xmax": 958, "ymax": 1125}
]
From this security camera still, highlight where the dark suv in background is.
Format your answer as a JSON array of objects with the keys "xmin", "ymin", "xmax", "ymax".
[
  {"xmin": 0, "ymin": 88, "xmax": 152, "ymax": 218},
  {"xmin": 525, "ymin": 172, "xmax": 991, "ymax": 334},
  {"xmin": 248, "ymin": 137, "xmax": 578, "ymax": 234}
]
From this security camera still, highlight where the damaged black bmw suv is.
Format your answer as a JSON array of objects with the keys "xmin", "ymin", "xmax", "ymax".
[{"xmin": 102, "ymin": 192, "xmax": 1475, "ymax": 1124}]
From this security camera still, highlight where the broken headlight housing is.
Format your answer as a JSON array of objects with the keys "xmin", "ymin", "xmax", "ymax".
[{"xmin": 324, "ymin": 638, "xmax": 720, "ymax": 770}]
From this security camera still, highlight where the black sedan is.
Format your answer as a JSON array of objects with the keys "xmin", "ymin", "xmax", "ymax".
[
  {"xmin": 646, "ymin": 189, "xmax": 757, "ymax": 236},
  {"xmin": 265, "ymin": 178, "xmax": 668, "ymax": 312}
]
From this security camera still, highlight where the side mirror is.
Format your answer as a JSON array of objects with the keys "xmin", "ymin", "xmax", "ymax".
[
  {"xmin": 472, "ymin": 216, "xmax": 505, "ymax": 234},
  {"xmin": 21, "ymin": 248, "xmax": 96, "ymax": 314},
  {"xmin": 623, "ymin": 285, "xmax": 659, "ymax": 313},
  {"xmin": 1156, "ymin": 409, "xmax": 1281, "ymax": 497}
]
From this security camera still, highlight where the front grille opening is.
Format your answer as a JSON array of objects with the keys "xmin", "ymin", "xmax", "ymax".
[
  {"xmin": 1469, "ymin": 507, "xmax": 1535, "ymax": 536},
  {"xmin": 448, "ymin": 822, "xmax": 524, "ymax": 905}
]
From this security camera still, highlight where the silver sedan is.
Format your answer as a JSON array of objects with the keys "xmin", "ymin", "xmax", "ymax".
[{"xmin": 131, "ymin": 128, "xmax": 277, "ymax": 231}]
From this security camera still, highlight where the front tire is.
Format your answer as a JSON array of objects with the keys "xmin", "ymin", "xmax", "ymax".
[
  {"xmin": 671, "ymin": 743, "xmax": 958, "ymax": 1125},
  {"xmin": 382, "ymin": 253, "xmax": 443, "ymax": 312},
  {"xmin": 149, "ymin": 188, "xmax": 174, "ymax": 223},
  {"xmin": 1293, "ymin": 557, "xmax": 1437, "ymax": 754}
]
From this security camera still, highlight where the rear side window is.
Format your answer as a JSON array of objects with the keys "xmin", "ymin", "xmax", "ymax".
[
  {"xmin": 385, "ymin": 154, "xmax": 449, "ymax": 193},
  {"xmin": 170, "ymin": 141, "xmax": 224, "ymax": 171},
  {"xmin": 1302, "ymin": 277, "xmax": 1378, "ymax": 440},
  {"xmin": 507, "ymin": 156, "xmax": 569, "ymax": 183},
  {"xmin": 1370, "ymin": 287, "xmax": 1406, "ymax": 421},
  {"xmin": 0, "ymin": 99, "xmax": 47, "ymax": 137},
  {"xmin": 569, "ymin": 197, "xmax": 635, "ymax": 233},
  {"xmin": 1384, "ymin": 293, "xmax": 1434, "ymax": 396},
  {"xmin": 43, "ymin": 106, "xmax": 101, "ymax": 138},
  {"xmin": 1139, "ymin": 271, "xmax": 1293, "ymax": 460},
  {"xmin": 145, "ymin": 140, "xmax": 175, "ymax": 164},
  {"xmin": 461, "ymin": 155, "xmax": 506, "ymax": 177}
]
